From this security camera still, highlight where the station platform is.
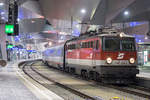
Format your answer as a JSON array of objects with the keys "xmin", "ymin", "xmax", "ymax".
[
  {"xmin": 137, "ymin": 65, "xmax": 150, "ymax": 78},
  {"xmin": 137, "ymin": 71, "xmax": 150, "ymax": 78},
  {"xmin": 0, "ymin": 61, "xmax": 63, "ymax": 100}
]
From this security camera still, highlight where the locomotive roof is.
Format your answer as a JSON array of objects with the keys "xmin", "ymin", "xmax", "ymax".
[
  {"xmin": 68, "ymin": 32, "xmax": 134, "ymax": 42},
  {"xmin": 98, "ymin": 32, "xmax": 134, "ymax": 38}
]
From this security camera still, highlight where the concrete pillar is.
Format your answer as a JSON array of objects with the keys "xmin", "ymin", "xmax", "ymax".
[
  {"xmin": 0, "ymin": 24, "xmax": 7, "ymax": 60},
  {"xmin": 147, "ymin": 21, "xmax": 150, "ymax": 36}
]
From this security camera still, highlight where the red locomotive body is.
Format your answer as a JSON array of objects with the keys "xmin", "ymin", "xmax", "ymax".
[{"xmin": 43, "ymin": 29, "xmax": 139, "ymax": 84}]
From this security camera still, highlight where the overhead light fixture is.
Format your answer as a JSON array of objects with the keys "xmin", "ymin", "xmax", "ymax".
[
  {"xmin": 124, "ymin": 11, "xmax": 129, "ymax": 16},
  {"xmin": 81, "ymin": 9, "xmax": 86, "ymax": 14},
  {"xmin": 48, "ymin": 42, "xmax": 52, "ymax": 46},
  {"xmin": 145, "ymin": 36, "xmax": 148, "ymax": 40},
  {"xmin": 17, "ymin": 18, "xmax": 20, "ymax": 22},
  {"xmin": 76, "ymin": 25, "xmax": 80, "ymax": 28},
  {"xmin": 1, "ymin": 17, "xmax": 5, "ymax": 19},
  {"xmin": 31, "ymin": 20, "xmax": 35, "ymax": 23},
  {"xmin": 1, "ymin": 12, "xmax": 5, "ymax": 15},
  {"xmin": 0, "ymin": 3, "xmax": 4, "ymax": 6}
]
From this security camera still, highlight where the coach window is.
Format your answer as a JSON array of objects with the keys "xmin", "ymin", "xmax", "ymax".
[
  {"xmin": 83, "ymin": 42, "xmax": 85, "ymax": 48},
  {"xmin": 65, "ymin": 45, "xmax": 67, "ymax": 50},
  {"xmin": 84, "ymin": 42, "xmax": 87, "ymax": 48},
  {"xmin": 72, "ymin": 44, "xmax": 74, "ymax": 49},
  {"xmin": 96, "ymin": 40, "xmax": 99, "ymax": 50},
  {"xmin": 84, "ymin": 42, "xmax": 86, "ymax": 48},
  {"xmin": 81, "ymin": 43, "xmax": 83, "ymax": 48},
  {"xmin": 80, "ymin": 43, "xmax": 82, "ymax": 48},
  {"xmin": 77, "ymin": 43, "xmax": 80, "ymax": 49},
  {"xmin": 87, "ymin": 42, "xmax": 89, "ymax": 48},
  {"xmin": 72, "ymin": 44, "xmax": 73, "ymax": 49},
  {"xmin": 73, "ymin": 44, "xmax": 75, "ymax": 49},
  {"xmin": 68, "ymin": 45, "xmax": 70, "ymax": 49},
  {"xmin": 71, "ymin": 44, "xmax": 73, "ymax": 50},
  {"xmin": 70, "ymin": 44, "xmax": 72, "ymax": 49},
  {"xmin": 73, "ymin": 44, "xmax": 76, "ymax": 49},
  {"xmin": 75, "ymin": 44, "xmax": 77, "ymax": 49},
  {"xmin": 68, "ymin": 45, "xmax": 70, "ymax": 50},
  {"xmin": 70, "ymin": 45, "xmax": 72, "ymax": 50}
]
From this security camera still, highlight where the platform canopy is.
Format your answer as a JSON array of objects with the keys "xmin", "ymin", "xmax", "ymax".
[{"xmin": 38, "ymin": 0, "xmax": 101, "ymax": 23}]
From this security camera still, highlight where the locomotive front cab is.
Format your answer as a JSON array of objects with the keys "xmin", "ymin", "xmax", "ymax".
[
  {"xmin": 102, "ymin": 36, "xmax": 137, "ymax": 64},
  {"xmin": 99, "ymin": 34, "xmax": 139, "ymax": 84}
]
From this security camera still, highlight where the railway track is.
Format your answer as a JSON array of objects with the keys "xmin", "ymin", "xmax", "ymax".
[
  {"xmin": 20, "ymin": 61, "xmax": 150, "ymax": 100},
  {"xmin": 100, "ymin": 83, "xmax": 150, "ymax": 99},
  {"xmin": 44, "ymin": 61, "xmax": 150, "ymax": 99},
  {"xmin": 75, "ymin": 77, "xmax": 150, "ymax": 99},
  {"xmin": 83, "ymin": 75, "xmax": 150, "ymax": 99},
  {"xmin": 128, "ymin": 84, "xmax": 150, "ymax": 93},
  {"xmin": 21, "ymin": 61, "xmax": 96, "ymax": 100}
]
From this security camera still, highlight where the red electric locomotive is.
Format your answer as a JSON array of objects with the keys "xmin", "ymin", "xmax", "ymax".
[{"xmin": 43, "ymin": 28, "xmax": 139, "ymax": 84}]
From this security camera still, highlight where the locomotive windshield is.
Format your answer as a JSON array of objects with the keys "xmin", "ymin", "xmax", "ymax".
[
  {"xmin": 121, "ymin": 39, "xmax": 135, "ymax": 51},
  {"xmin": 104, "ymin": 38, "xmax": 120, "ymax": 51},
  {"xmin": 103, "ymin": 37, "xmax": 135, "ymax": 51}
]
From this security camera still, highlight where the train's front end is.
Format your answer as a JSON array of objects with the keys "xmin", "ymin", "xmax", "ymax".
[{"xmin": 100, "ymin": 33, "xmax": 139, "ymax": 84}]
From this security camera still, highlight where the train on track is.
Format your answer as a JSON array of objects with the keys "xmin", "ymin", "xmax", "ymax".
[{"xmin": 43, "ymin": 28, "xmax": 139, "ymax": 84}]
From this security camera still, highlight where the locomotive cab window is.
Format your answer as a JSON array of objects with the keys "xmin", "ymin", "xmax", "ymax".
[
  {"xmin": 103, "ymin": 37, "xmax": 136, "ymax": 51},
  {"xmin": 103, "ymin": 37, "xmax": 120, "ymax": 51},
  {"xmin": 121, "ymin": 38, "xmax": 135, "ymax": 51}
]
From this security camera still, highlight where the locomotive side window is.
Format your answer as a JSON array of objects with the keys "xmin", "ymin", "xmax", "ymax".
[
  {"xmin": 93, "ymin": 41, "xmax": 96, "ymax": 49},
  {"xmin": 91, "ymin": 41, "xmax": 93, "ymax": 48},
  {"xmin": 68, "ymin": 44, "xmax": 76, "ymax": 50},
  {"xmin": 96, "ymin": 40, "xmax": 99, "ymax": 50},
  {"xmin": 85, "ymin": 42, "xmax": 88, "ymax": 48},
  {"xmin": 81, "ymin": 41, "xmax": 94, "ymax": 48},
  {"xmin": 88, "ymin": 42, "xmax": 90, "ymax": 48}
]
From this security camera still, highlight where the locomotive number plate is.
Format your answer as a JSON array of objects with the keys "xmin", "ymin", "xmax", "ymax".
[{"xmin": 114, "ymin": 60, "xmax": 129, "ymax": 65}]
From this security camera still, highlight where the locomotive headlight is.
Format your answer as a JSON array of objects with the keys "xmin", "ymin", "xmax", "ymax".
[
  {"xmin": 106, "ymin": 57, "xmax": 112, "ymax": 64},
  {"xmin": 129, "ymin": 58, "xmax": 135, "ymax": 64},
  {"xmin": 119, "ymin": 32, "xmax": 124, "ymax": 37}
]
